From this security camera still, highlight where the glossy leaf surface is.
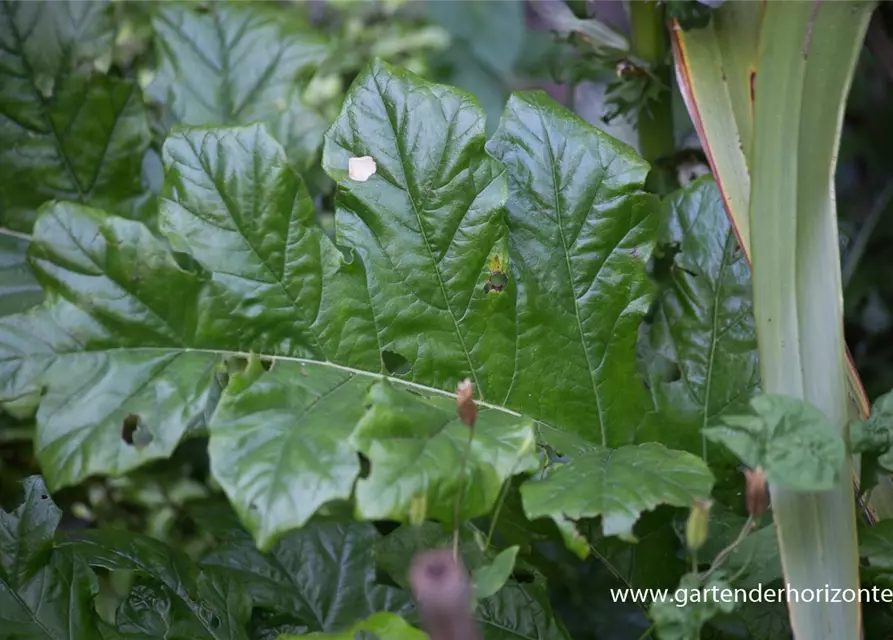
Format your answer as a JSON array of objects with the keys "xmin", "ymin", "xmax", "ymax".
[
  {"xmin": 0, "ymin": 61, "xmax": 672, "ymax": 552},
  {"xmin": 645, "ymin": 177, "xmax": 758, "ymax": 461},
  {"xmin": 521, "ymin": 443, "xmax": 714, "ymax": 547}
]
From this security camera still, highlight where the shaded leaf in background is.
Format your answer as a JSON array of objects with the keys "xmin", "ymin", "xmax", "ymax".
[
  {"xmin": 427, "ymin": 0, "xmax": 524, "ymax": 77},
  {"xmin": 849, "ymin": 389, "xmax": 893, "ymax": 494},
  {"xmin": 0, "ymin": 0, "xmax": 153, "ymax": 231},
  {"xmin": 0, "ymin": 476, "xmax": 103, "ymax": 640},
  {"xmin": 649, "ymin": 572, "xmax": 737, "ymax": 640},
  {"xmin": 644, "ymin": 176, "xmax": 758, "ymax": 463},
  {"xmin": 860, "ymin": 519, "xmax": 893, "ymax": 572},
  {"xmin": 703, "ymin": 394, "xmax": 846, "ymax": 491},
  {"xmin": 0, "ymin": 234, "xmax": 43, "ymax": 316},
  {"xmin": 521, "ymin": 443, "xmax": 714, "ymax": 550},
  {"xmin": 148, "ymin": 2, "xmax": 330, "ymax": 169},
  {"xmin": 200, "ymin": 521, "xmax": 412, "ymax": 632},
  {"xmin": 62, "ymin": 529, "xmax": 251, "ymax": 640},
  {"xmin": 476, "ymin": 578, "xmax": 573, "ymax": 640}
]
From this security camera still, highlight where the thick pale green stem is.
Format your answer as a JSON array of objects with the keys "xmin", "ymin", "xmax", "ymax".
[
  {"xmin": 629, "ymin": 0, "xmax": 675, "ymax": 194},
  {"xmin": 748, "ymin": 2, "xmax": 874, "ymax": 637}
]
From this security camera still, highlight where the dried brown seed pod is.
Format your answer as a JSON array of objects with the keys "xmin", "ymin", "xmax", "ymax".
[
  {"xmin": 456, "ymin": 378, "xmax": 476, "ymax": 428},
  {"xmin": 744, "ymin": 466, "xmax": 769, "ymax": 518}
]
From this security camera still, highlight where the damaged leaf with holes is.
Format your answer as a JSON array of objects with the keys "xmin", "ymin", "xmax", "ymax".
[{"xmin": 0, "ymin": 59, "xmax": 675, "ymax": 550}]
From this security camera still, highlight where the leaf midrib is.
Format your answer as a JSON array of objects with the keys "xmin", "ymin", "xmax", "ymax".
[
  {"xmin": 369, "ymin": 70, "xmax": 482, "ymax": 394},
  {"xmin": 3, "ymin": 344, "xmax": 532, "ymax": 420}
]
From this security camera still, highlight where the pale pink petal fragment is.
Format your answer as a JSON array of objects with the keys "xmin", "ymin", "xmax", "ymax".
[{"xmin": 348, "ymin": 156, "xmax": 377, "ymax": 181}]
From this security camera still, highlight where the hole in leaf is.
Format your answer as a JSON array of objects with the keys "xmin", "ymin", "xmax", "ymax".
[
  {"xmin": 209, "ymin": 615, "xmax": 220, "ymax": 629},
  {"xmin": 121, "ymin": 414, "xmax": 153, "ymax": 450},
  {"xmin": 513, "ymin": 569, "xmax": 535, "ymax": 583},
  {"xmin": 41, "ymin": 494, "xmax": 48, "ymax": 500},
  {"xmin": 260, "ymin": 357, "xmax": 274, "ymax": 371},
  {"xmin": 382, "ymin": 350, "xmax": 412, "ymax": 375}
]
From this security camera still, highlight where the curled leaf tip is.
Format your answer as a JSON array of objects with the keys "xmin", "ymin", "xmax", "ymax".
[
  {"xmin": 456, "ymin": 378, "xmax": 476, "ymax": 427},
  {"xmin": 348, "ymin": 155, "xmax": 377, "ymax": 181}
]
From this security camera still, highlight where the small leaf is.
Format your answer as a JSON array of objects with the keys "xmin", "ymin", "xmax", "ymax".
[
  {"xmin": 472, "ymin": 545, "xmax": 519, "ymax": 600},
  {"xmin": 649, "ymin": 572, "xmax": 737, "ymax": 640},
  {"xmin": 285, "ymin": 612, "xmax": 428, "ymax": 640},
  {"xmin": 350, "ymin": 381, "xmax": 538, "ymax": 524},
  {"xmin": 520, "ymin": 443, "xmax": 714, "ymax": 547},
  {"xmin": 703, "ymin": 394, "xmax": 846, "ymax": 491}
]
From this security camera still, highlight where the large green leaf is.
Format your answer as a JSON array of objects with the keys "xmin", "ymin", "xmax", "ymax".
[
  {"xmin": 0, "ymin": 1, "xmax": 152, "ymax": 232},
  {"xmin": 0, "ymin": 476, "xmax": 103, "ymax": 640},
  {"xmin": 62, "ymin": 530, "xmax": 251, "ymax": 640},
  {"xmin": 521, "ymin": 443, "xmax": 714, "ymax": 550},
  {"xmin": 644, "ymin": 177, "xmax": 758, "ymax": 460},
  {"xmin": 199, "ymin": 521, "xmax": 412, "ymax": 632},
  {"xmin": 484, "ymin": 91, "xmax": 659, "ymax": 445},
  {"xmin": 147, "ymin": 2, "xmax": 330, "ymax": 169},
  {"xmin": 0, "ymin": 61, "xmax": 663, "ymax": 547}
]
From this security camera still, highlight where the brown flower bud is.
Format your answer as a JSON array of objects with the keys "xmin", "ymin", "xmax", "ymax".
[
  {"xmin": 457, "ymin": 378, "xmax": 476, "ymax": 428},
  {"xmin": 744, "ymin": 467, "xmax": 769, "ymax": 518},
  {"xmin": 409, "ymin": 549, "xmax": 481, "ymax": 640},
  {"xmin": 685, "ymin": 499, "xmax": 713, "ymax": 552}
]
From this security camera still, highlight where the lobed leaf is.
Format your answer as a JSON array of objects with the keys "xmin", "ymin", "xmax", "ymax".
[
  {"xmin": 1, "ymin": 60, "xmax": 666, "ymax": 547},
  {"xmin": 521, "ymin": 442, "xmax": 714, "ymax": 549},
  {"xmin": 703, "ymin": 394, "xmax": 846, "ymax": 491}
]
